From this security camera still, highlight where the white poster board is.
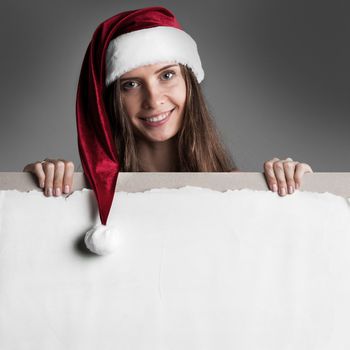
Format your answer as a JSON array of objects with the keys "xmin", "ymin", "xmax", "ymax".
[{"xmin": 1, "ymin": 182, "xmax": 350, "ymax": 349}]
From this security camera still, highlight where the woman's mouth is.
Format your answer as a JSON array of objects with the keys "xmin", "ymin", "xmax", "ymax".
[{"xmin": 140, "ymin": 108, "xmax": 174, "ymax": 127}]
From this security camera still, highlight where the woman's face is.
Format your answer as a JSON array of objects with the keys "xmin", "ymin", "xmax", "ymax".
[{"xmin": 119, "ymin": 62, "xmax": 186, "ymax": 143}]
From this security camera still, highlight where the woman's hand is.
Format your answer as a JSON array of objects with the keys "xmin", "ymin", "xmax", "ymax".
[
  {"xmin": 263, "ymin": 157, "xmax": 313, "ymax": 196},
  {"xmin": 23, "ymin": 159, "xmax": 75, "ymax": 197}
]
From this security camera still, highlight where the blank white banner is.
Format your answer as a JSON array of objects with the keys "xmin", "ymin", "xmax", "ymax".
[{"xmin": 0, "ymin": 187, "xmax": 350, "ymax": 349}]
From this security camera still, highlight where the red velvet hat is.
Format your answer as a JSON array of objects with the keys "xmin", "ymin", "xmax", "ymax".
[{"xmin": 76, "ymin": 6, "xmax": 204, "ymax": 255}]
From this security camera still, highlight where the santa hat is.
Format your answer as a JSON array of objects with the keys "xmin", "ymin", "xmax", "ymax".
[{"xmin": 76, "ymin": 6, "xmax": 204, "ymax": 255}]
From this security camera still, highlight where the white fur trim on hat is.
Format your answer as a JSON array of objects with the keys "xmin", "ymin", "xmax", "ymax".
[{"xmin": 106, "ymin": 26, "xmax": 204, "ymax": 86}]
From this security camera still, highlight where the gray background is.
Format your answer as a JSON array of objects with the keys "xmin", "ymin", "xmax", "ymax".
[{"xmin": 0, "ymin": 0, "xmax": 349, "ymax": 172}]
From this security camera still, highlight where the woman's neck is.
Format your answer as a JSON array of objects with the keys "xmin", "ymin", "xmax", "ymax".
[{"xmin": 136, "ymin": 136, "xmax": 180, "ymax": 172}]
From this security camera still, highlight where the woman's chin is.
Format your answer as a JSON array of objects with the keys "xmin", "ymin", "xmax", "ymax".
[{"xmin": 140, "ymin": 129, "xmax": 180, "ymax": 144}]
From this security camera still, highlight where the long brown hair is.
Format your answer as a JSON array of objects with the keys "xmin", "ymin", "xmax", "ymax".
[{"xmin": 104, "ymin": 64, "xmax": 237, "ymax": 172}]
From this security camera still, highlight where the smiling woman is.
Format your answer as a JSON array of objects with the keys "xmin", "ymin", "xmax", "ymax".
[
  {"xmin": 113, "ymin": 63, "xmax": 187, "ymax": 169},
  {"xmin": 23, "ymin": 6, "xmax": 313, "ymax": 243},
  {"xmin": 105, "ymin": 61, "xmax": 235, "ymax": 172}
]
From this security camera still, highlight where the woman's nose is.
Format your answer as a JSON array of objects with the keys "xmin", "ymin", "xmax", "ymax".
[{"xmin": 141, "ymin": 83, "xmax": 165, "ymax": 109}]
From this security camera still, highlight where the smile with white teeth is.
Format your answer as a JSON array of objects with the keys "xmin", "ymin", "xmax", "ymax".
[{"xmin": 141, "ymin": 110, "xmax": 172, "ymax": 122}]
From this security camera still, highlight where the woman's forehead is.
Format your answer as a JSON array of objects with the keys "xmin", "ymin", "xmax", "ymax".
[{"xmin": 120, "ymin": 62, "xmax": 180, "ymax": 79}]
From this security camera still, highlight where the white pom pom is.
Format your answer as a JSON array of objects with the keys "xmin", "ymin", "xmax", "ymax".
[{"xmin": 84, "ymin": 224, "xmax": 119, "ymax": 255}]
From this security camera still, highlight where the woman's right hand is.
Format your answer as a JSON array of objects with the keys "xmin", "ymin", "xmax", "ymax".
[{"xmin": 23, "ymin": 159, "xmax": 75, "ymax": 197}]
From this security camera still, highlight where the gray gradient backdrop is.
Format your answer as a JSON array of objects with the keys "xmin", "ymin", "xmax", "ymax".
[{"xmin": 0, "ymin": 0, "xmax": 349, "ymax": 171}]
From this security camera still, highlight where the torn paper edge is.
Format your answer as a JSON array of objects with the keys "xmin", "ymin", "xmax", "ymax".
[{"xmin": 0, "ymin": 186, "xmax": 348, "ymax": 202}]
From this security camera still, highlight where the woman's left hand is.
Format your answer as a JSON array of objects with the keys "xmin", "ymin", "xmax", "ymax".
[{"xmin": 263, "ymin": 157, "xmax": 313, "ymax": 196}]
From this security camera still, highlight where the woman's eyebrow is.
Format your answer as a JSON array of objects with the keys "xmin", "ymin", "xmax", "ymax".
[
  {"xmin": 120, "ymin": 64, "xmax": 178, "ymax": 81},
  {"xmin": 154, "ymin": 64, "xmax": 178, "ymax": 74}
]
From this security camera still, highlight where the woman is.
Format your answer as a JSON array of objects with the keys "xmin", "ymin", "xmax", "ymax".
[{"xmin": 24, "ymin": 7, "xmax": 312, "ymax": 198}]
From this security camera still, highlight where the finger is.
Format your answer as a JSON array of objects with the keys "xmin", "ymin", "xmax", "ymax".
[
  {"xmin": 24, "ymin": 162, "xmax": 46, "ymax": 189},
  {"xmin": 273, "ymin": 160, "xmax": 288, "ymax": 196},
  {"xmin": 62, "ymin": 161, "xmax": 75, "ymax": 194},
  {"xmin": 43, "ymin": 161, "xmax": 55, "ymax": 197},
  {"xmin": 283, "ymin": 160, "xmax": 299, "ymax": 194},
  {"xmin": 263, "ymin": 159, "xmax": 279, "ymax": 192},
  {"xmin": 294, "ymin": 163, "xmax": 313, "ymax": 189},
  {"xmin": 32, "ymin": 162, "xmax": 46, "ymax": 189},
  {"xmin": 53, "ymin": 160, "xmax": 65, "ymax": 196}
]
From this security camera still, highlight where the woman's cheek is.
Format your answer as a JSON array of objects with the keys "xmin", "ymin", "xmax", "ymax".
[{"xmin": 122, "ymin": 94, "xmax": 140, "ymax": 119}]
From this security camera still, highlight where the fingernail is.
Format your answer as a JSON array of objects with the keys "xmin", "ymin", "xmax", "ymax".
[
  {"xmin": 288, "ymin": 185, "xmax": 294, "ymax": 194},
  {"xmin": 64, "ymin": 185, "xmax": 70, "ymax": 194},
  {"xmin": 295, "ymin": 183, "xmax": 300, "ymax": 190},
  {"xmin": 272, "ymin": 184, "xmax": 278, "ymax": 192},
  {"xmin": 55, "ymin": 188, "xmax": 61, "ymax": 196},
  {"xmin": 46, "ymin": 188, "xmax": 52, "ymax": 197},
  {"xmin": 280, "ymin": 187, "xmax": 286, "ymax": 196}
]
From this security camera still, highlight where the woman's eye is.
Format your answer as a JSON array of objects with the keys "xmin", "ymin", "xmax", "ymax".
[
  {"xmin": 122, "ymin": 81, "xmax": 139, "ymax": 90},
  {"xmin": 161, "ymin": 71, "xmax": 175, "ymax": 80}
]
